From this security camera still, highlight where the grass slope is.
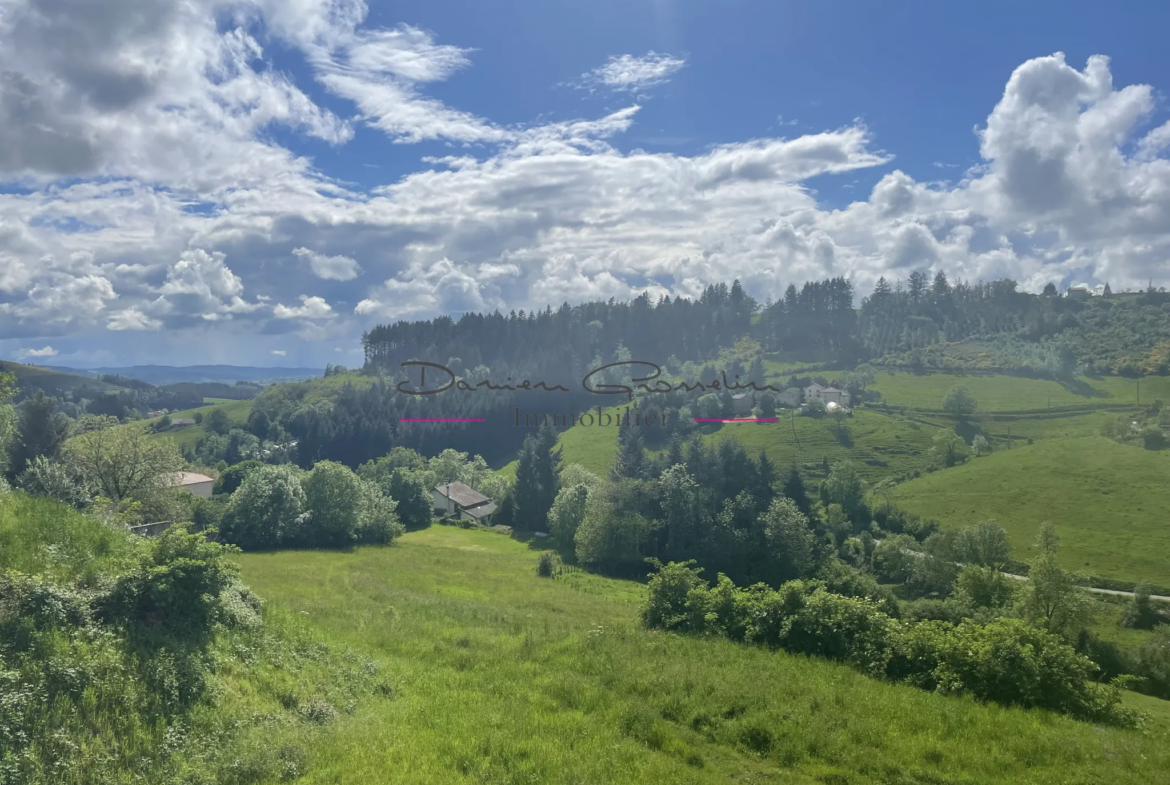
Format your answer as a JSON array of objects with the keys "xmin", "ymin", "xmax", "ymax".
[
  {"xmin": 870, "ymin": 371, "xmax": 1167, "ymax": 412},
  {"xmin": 0, "ymin": 359, "xmax": 123, "ymax": 398},
  {"xmin": 142, "ymin": 398, "xmax": 253, "ymax": 450},
  {"xmin": 890, "ymin": 436, "xmax": 1170, "ymax": 587},
  {"xmin": 234, "ymin": 526, "xmax": 1170, "ymax": 784}
]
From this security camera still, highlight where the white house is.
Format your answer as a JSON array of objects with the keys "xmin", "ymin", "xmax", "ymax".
[
  {"xmin": 433, "ymin": 481, "xmax": 497, "ymax": 524},
  {"xmin": 803, "ymin": 383, "xmax": 852, "ymax": 407},
  {"xmin": 818, "ymin": 387, "xmax": 852, "ymax": 407},
  {"xmin": 730, "ymin": 393, "xmax": 753, "ymax": 415},
  {"xmin": 167, "ymin": 471, "xmax": 215, "ymax": 499}
]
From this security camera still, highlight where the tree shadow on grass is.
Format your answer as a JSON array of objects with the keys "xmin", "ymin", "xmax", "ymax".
[
  {"xmin": 1058, "ymin": 377, "xmax": 1111, "ymax": 399},
  {"xmin": 833, "ymin": 424, "xmax": 853, "ymax": 447}
]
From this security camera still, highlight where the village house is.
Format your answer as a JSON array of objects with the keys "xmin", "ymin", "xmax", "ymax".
[
  {"xmin": 730, "ymin": 393, "xmax": 753, "ymax": 416},
  {"xmin": 147, "ymin": 409, "xmax": 169, "ymax": 418},
  {"xmin": 170, "ymin": 418, "xmax": 196, "ymax": 427},
  {"xmin": 777, "ymin": 388, "xmax": 802, "ymax": 407},
  {"xmin": 166, "ymin": 471, "xmax": 215, "ymax": 499},
  {"xmin": 433, "ymin": 481, "xmax": 498, "ymax": 524},
  {"xmin": 803, "ymin": 382, "xmax": 852, "ymax": 408}
]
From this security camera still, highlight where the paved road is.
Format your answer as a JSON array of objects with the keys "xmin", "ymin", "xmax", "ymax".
[{"xmin": 863, "ymin": 536, "xmax": 1170, "ymax": 602}]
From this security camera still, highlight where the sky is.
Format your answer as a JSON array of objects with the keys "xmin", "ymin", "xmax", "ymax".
[{"xmin": 1, "ymin": 0, "xmax": 1169, "ymax": 368}]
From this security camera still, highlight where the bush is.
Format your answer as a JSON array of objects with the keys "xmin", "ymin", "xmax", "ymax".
[
  {"xmin": 301, "ymin": 461, "xmax": 364, "ymax": 548},
  {"xmin": 213, "ymin": 459, "xmax": 264, "ymax": 496},
  {"xmin": 220, "ymin": 464, "xmax": 308, "ymax": 550},
  {"xmin": 16, "ymin": 455, "xmax": 93, "ymax": 508},
  {"xmin": 355, "ymin": 479, "xmax": 405, "ymax": 545},
  {"xmin": 536, "ymin": 551, "xmax": 558, "ymax": 577}
]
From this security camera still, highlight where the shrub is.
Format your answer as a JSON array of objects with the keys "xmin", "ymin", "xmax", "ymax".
[
  {"xmin": 212, "ymin": 459, "xmax": 264, "ymax": 496},
  {"xmin": 536, "ymin": 551, "xmax": 558, "ymax": 578},
  {"xmin": 220, "ymin": 464, "xmax": 308, "ymax": 550},
  {"xmin": 16, "ymin": 454, "xmax": 93, "ymax": 508},
  {"xmin": 300, "ymin": 461, "xmax": 364, "ymax": 548}
]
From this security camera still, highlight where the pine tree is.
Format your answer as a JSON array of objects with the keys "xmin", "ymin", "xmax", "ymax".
[
  {"xmin": 754, "ymin": 451, "xmax": 776, "ymax": 511},
  {"xmin": 782, "ymin": 464, "xmax": 813, "ymax": 518},
  {"xmin": 8, "ymin": 391, "xmax": 70, "ymax": 479},
  {"xmin": 513, "ymin": 428, "xmax": 562, "ymax": 531},
  {"xmin": 612, "ymin": 426, "xmax": 647, "ymax": 481}
]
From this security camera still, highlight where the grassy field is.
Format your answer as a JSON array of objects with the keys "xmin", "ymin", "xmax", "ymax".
[
  {"xmin": 889, "ymin": 436, "xmax": 1170, "ymax": 587},
  {"xmin": 142, "ymin": 398, "xmax": 254, "ymax": 450},
  {"xmin": 232, "ymin": 526, "xmax": 1170, "ymax": 784},
  {"xmin": 869, "ymin": 371, "xmax": 1165, "ymax": 412}
]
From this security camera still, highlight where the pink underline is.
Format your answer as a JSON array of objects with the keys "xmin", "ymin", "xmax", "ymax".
[
  {"xmin": 694, "ymin": 418, "xmax": 779, "ymax": 422},
  {"xmin": 400, "ymin": 418, "xmax": 485, "ymax": 422}
]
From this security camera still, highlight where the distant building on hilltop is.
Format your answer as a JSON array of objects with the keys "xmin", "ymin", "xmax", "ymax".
[{"xmin": 1066, "ymin": 283, "xmax": 1108, "ymax": 298}]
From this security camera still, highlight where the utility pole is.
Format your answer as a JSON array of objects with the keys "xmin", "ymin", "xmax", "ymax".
[{"xmin": 1137, "ymin": 378, "xmax": 1140, "ymax": 405}]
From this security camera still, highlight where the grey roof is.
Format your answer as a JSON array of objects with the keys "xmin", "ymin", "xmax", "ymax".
[
  {"xmin": 731, "ymin": 393, "xmax": 751, "ymax": 400},
  {"xmin": 783, "ymin": 387, "xmax": 801, "ymax": 394},
  {"xmin": 821, "ymin": 387, "xmax": 844, "ymax": 393},
  {"xmin": 462, "ymin": 502, "xmax": 498, "ymax": 519},
  {"xmin": 435, "ymin": 481, "xmax": 490, "ymax": 509},
  {"xmin": 170, "ymin": 418, "xmax": 196, "ymax": 426}
]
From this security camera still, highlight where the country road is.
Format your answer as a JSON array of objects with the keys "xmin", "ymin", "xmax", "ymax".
[{"xmin": 862, "ymin": 536, "xmax": 1170, "ymax": 603}]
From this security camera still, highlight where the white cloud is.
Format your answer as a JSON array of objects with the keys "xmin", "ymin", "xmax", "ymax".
[
  {"xmin": 274, "ymin": 295, "xmax": 334, "ymax": 319},
  {"xmin": 577, "ymin": 52, "xmax": 685, "ymax": 93},
  {"xmin": 0, "ymin": 10, "xmax": 1168, "ymax": 365},
  {"xmin": 19, "ymin": 346, "xmax": 58, "ymax": 358},
  {"xmin": 293, "ymin": 247, "xmax": 362, "ymax": 280},
  {"xmin": 272, "ymin": 349, "xmax": 287, "ymax": 356},
  {"xmin": 107, "ymin": 307, "xmax": 163, "ymax": 331}
]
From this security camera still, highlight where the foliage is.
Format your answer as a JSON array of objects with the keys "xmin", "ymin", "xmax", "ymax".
[
  {"xmin": 64, "ymin": 422, "xmax": 185, "ymax": 503},
  {"xmin": 930, "ymin": 429, "xmax": 970, "ymax": 468},
  {"xmin": 16, "ymin": 455, "xmax": 93, "ymax": 508},
  {"xmin": 641, "ymin": 561, "xmax": 1138, "ymax": 726},
  {"xmin": 220, "ymin": 464, "xmax": 309, "ymax": 550},
  {"xmin": 942, "ymin": 385, "xmax": 978, "ymax": 419},
  {"xmin": 212, "ymin": 458, "xmax": 264, "ymax": 496},
  {"xmin": 1016, "ymin": 523, "xmax": 1096, "ymax": 641},
  {"xmin": 7, "ymin": 391, "xmax": 71, "ymax": 479}
]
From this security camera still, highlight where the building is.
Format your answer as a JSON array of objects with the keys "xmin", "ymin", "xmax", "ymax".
[
  {"xmin": 170, "ymin": 418, "xmax": 195, "ymax": 427},
  {"xmin": 166, "ymin": 471, "xmax": 215, "ymax": 499},
  {"xmin": 777, "ymin": 388, "xmax": 802, "ymax": 407},
  {"xmin": 1066, "ymin": 284, "xmax": 1092, "ymax": 299},
  {"xmin": 803, "ymin": 383, "xmax": 852, "ymax": 407},
  {"xmin": 818, "ymin": 387, "xmax": 852, "ymax": 407},
  {"xmin": 433, "ymin": 481, "xmax": 497, "ymax": 524},
  {"xmin": 147, "ymin": 409, "xmax": 169, "ymax": 418},
  {"xmin": 730, "ymin": 393, "xmax": 753, "ymax": 415}
]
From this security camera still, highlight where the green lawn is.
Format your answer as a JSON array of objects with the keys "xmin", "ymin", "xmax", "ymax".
[
  {"xmin": 869, "ymin": 371, "xmax": 1163, "ymax": 412},
  {"xmin": 890, "ymin": 436, "xmax": 1170, "ymax": 587},
  {"xmin": 233, "ymin": 526, "xmax": 1170, "ymax": 784}
]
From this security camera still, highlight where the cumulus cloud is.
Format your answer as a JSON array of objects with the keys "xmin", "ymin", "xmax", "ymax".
[
  {"xmin": 274, "ymin": 295, "xmax": 334, "ymax": 319},
  {"xmin": 576, "ymin": 52, "xmax": 685, "ymax": 93},
  {"xmin": 293, "ymin": 247, "xmax": 362, "ymax": 280},
  {"xmin": 0, "ymin": 5, "xmax": 1168, "ymax": 367},
  {"xmin": 107, "ymin": 308, "xmax": 163, "ymax": 331},
  {"xmin": 272, "ymin": 349, "xmax": 286, "ymax": 356},
  {"xmin": 19, "ymin": 346, "xmax": 58, "ymax": 359}
]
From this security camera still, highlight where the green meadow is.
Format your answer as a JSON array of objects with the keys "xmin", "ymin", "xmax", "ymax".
[
  {"xmin": 869, "ymin": 370, "xmax": 1163, "ymax": 412},
  {"xmin": 142, "ymin": 398, "xmax": 254, "ymax": 450},
  {"xmin": 889, "ymin": 436, "xmax": 1170, "ymax": 587},
  {"xmin": 231, "ymin": 526, "xmax": 1170, "ymax": 784}
]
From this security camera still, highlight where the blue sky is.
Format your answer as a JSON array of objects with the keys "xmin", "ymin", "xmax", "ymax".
[{"xmin": 1, "ymin": 0, "xmax": 1169, "ymax": 368}]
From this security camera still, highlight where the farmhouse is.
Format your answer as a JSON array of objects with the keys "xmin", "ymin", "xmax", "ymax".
[
  {"xmin": 777, "ymin": 388, "xmax": 802, "ymax": 407},
  {"xmin": 730, "ymin": 393, "xmax": 753, "ymax": 415},
  {"xmin": 803, "ymin": 383, "xmax": 852, "ymax": 407},
  {"xmin": 170, "ymin": 418, "xmax": 196, "ymax": 427},
  {"xmin": 166, "ymin": 471, "xmax": 215, "ymax": 499},
  {"xmin": 433, "ymin": 481, "xmax": 498, "ymax": 524}
]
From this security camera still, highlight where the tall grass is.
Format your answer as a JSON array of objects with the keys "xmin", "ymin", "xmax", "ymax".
[{"xmin": 235, "ymin": 526, "xmax": 1170, "ymax": 784}]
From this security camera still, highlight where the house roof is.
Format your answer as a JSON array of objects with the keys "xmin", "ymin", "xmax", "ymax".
[
  {"xmin": 462, "ymin": 502, "xmax": 498, "ymax": 519},
  {"xmin": 435, "ymin": 481, "xmax": 490, "ymax": 508},
  {"xmin": 804, "ymin": 383, "xmax": 824, "ymax": 390},
  {"xmin": 821, "ymin": 387, "xmax": 844, "ymax": 393},
  {"xmin": 169, "ymin": 471, "xmax": 215, "ymax": 486},
  {"xmin": 170, "ymin": 418, "xmax": 195, "ymax": 426},
  {"xmin": 731, "ymin": 393, "xmax": 751, "ymax": 400},
  {"xmin": 783, "ymin": 387, "xmax": 801, "ymax": 394}
]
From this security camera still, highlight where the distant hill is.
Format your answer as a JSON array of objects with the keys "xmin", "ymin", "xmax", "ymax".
[
  {"xmin": 41, "ymin": 364, "xmax": 322, "ymax": 385},
  {"xmin": 0, "ymin": 360, "xmax": 125, "ymax": 399}
]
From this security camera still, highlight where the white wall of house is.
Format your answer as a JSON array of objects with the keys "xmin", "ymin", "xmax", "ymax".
[
  {"xmin": 184, "ymin": 480, "xmax": 214, "ymax": 499},
  {"xmin": 432, "ymin": 489, "xmax": 455, "ymax": 515}
]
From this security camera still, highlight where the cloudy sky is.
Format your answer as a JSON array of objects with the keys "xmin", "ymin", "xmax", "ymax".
[{"xmin": 1, "ymin": 0, "xmax": 1169, "ymax": 368}]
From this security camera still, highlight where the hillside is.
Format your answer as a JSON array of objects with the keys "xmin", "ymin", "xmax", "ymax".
[
  {"xmin": 43, "ymin": 364, "xmax": 322, "ymax": 385},
  {"xmin": 141, "ymin": 398, "xmax": 254, "ymax": 450},
  {"xmin": 0, "ymin": 359, "xmax": 125, "ymax": 399},
  {"xmin": 889, "ymin": 436, "xmax": 1170, "ymax": 587},
  {"xmin": 234, "ymin": 525, "xmax": 1170, "ymax": 784}
]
